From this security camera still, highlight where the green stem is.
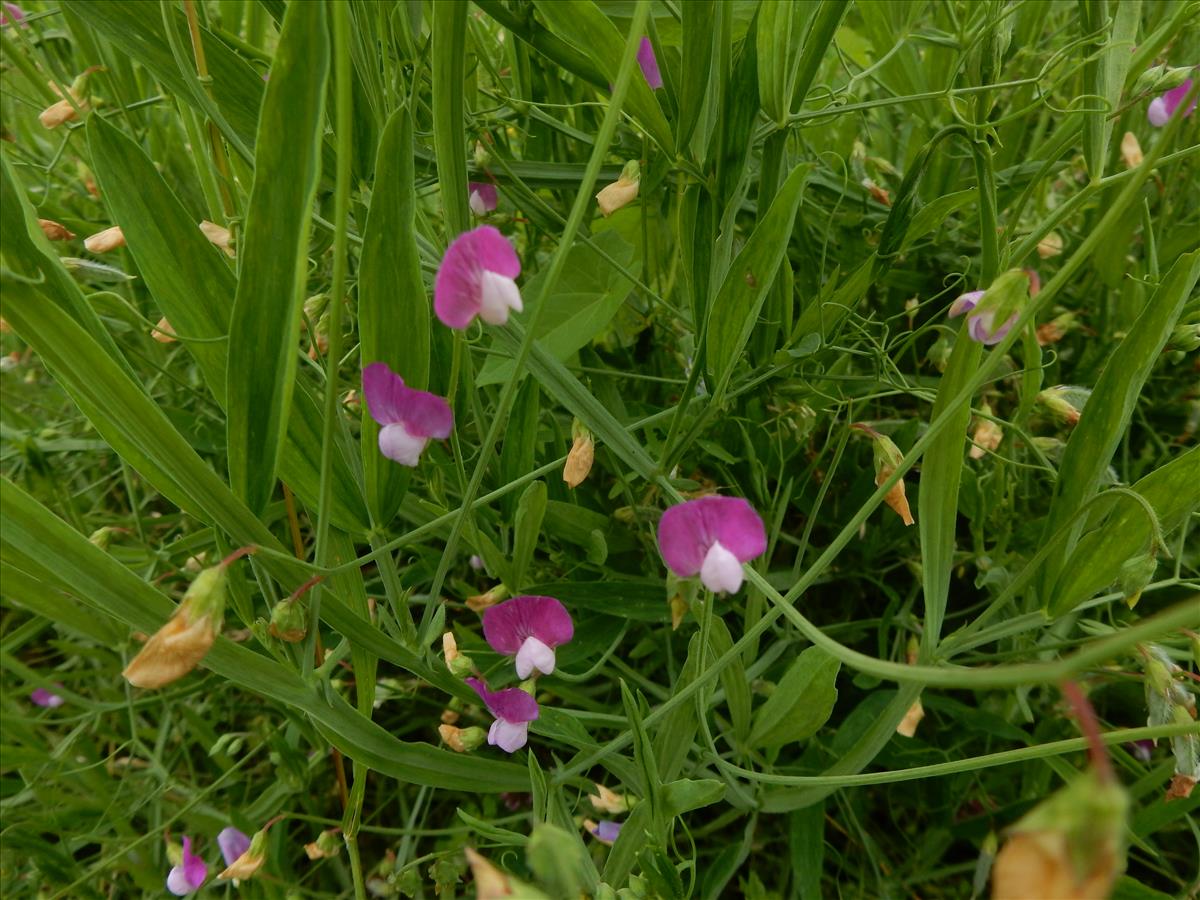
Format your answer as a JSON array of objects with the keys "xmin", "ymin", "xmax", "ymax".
[{"xmin": 307, "ymin": 0, "xmax": 353, "ymax": 680}]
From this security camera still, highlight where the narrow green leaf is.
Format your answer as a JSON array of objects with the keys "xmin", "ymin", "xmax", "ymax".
[
  {"xmin": 432, "ymin": 0, "xmax": 470, "ymax": 238},
  {"xmin": 359, "ymin": 106, "xmax": 429, "ymax": 525},
  {"xmin": 0, "ymin": 153, "xmax": 131, "ymax": 377},
  {"xmin": 61, "ymin": 0, "xmax": 264, "ymax": 156},
  {"xmin": 748, "ymin": 646, "xmax": 840, "ymax": 750},
  {"xmin": 511, "ymin": 480, "xmax": 548, "ymax": 592},
  {"xmin": 226, "ymin": 0, "xmax": 330, "ymax": 514},
  {"xmin": 86, "ymin": 116, "xmax": 368, "ymax": 532},
  {"xmin": 705, "ymin": 614, "xmax": 752, "ymax": 746},
  {"xmin": 678, "ymin": 0, "xmax": 715, "ymax": 149},
  {"xmin": 662, "ymin": 778, "xmax": 725, "ymax": 818},
  {"xmin": 0, "ymin": 479, "xmax": 528, "ymax": 793},
  {"xmin": 706, "ymin": 163, "xmax": 811, "ymax": 396},
  {"xmin": 653, "ymin": 634, "xmax": 701, "ymax": 781}
]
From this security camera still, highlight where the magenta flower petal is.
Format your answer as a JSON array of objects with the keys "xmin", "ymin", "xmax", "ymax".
[
  {"xmin": 167, "ymin": 836, "xmax": 208, "ymax": 895},
  {"xmin": 31, "ymin": 686, "xmax": 64, "ymax": 708},
  {"xmin": 2, "ymin": 3, "xmax": 26, "ymax": 27},
  {"xmin": 468, "ymin": 182, "xmax": 498, "ymax": 215},
  {"xmin": 362, "ymin": 361, "xmax": 408, "ymax": 424},
  {"xmin": 657, "ymin": 496, "xmax": 767, "ymax": 587},
  {"xmin": 217, "ymin": 827, "xmax": 251, "ymax": 867},
  {"xmin": 399, "ymin": 389, "xmax": 453, "ymax": 440},
  {"xmin": 467, "ymin": 677, "xmax": 539, "ymax": 723},
  {"xmin": 362, "ymin": 363, "xmax": 453, "ymax": 465},
  {"xmin": 483, "ymin": 596, "xmax": 574, "ymax": 654},
  {"xmin": 1148, "ymin": 78, "xmax": 1196, "ymax": 126},
  {"xmin": 638, "ymin": 37, "xmax": 663, "ymax": 90},
  {"xmin": 483, "ymin": 595, "xmax": 574, "ymax": 678},
  {"xmin": 434, "ymin": 226, "xmax": 522, "ymax": 329}
]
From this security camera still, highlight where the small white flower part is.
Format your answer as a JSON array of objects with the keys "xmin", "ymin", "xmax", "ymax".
[
  {"xmin": 469, "ymin": 190, "xmax": 489, "ymax": 216},
  {"xmin": 477, "ymin": 269, "xmax": 523, "ymax": 325},
  {"xmin": 488, "ymin": 718, "xmax": 529, "ymax": 753},
  {"xmin": 515, "ymin": 636, "xmax": 556, "ymax": 679},
  {"xmin": 378, "ymin": 422, "xmax": 429, "ymax": 466},
  {"xmin": 700, "ymin": 540, "xmax": 744, "ymax": 593}
]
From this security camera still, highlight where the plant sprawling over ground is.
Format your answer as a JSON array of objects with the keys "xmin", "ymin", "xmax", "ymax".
[{"xmin": 1, "ymin": 0, "xmax": 1198, "ymax": 897}]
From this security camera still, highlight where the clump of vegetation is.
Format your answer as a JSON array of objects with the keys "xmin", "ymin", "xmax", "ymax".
[{"xmin": 1, "ymin": 1, "xmax": 1197, "ymax": 897}]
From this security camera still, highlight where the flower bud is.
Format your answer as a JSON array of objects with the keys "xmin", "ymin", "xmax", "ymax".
[
  {"xmin": 84, "ymin": 225, "xmax": 125, "ymax": 254},
  {"xmin": 595, "ymin": 160, "xmax": 640, "ymax": 217},
  {"xmin": 854, "ymin": 426, "xmax": 914, "ymax": 526},
  {"xmin": 1167, "ymin": 322, "xmax": 1200, "ymax": 353},
  {"xmin": 969, "ymin": 403, "xmax": 1003, "ymax": 460},
  {"xmin": 123, "ymin": 564, "xmax": 227, "ymax": 688},
  {"xmin": 991, "ymin": 769, "xmax": 1128, "ymax": 900},
  {"xmin": 88, "ymin": 525, "xmax": 118, "ymax": 549},
  {"xmin": 589, "ymin": 783, "xmax": 629, "ymax": 814},
  {"xmin": 152, "ymin": 316, "xmax": 177, "ymax": 343},
  {"xmin": 896, "ymin": 699, "xmax": 925, "ymax": 737},
  {"xmin": 861, "ymin": 177, "xmax": 891, "ymax": 206},
  {"xmin": 442, "ymin": 632, "xmax": 476, "ymax": 677},
  {"xmin": 199, "ymin": 220, "xmax": 235, "ymax": 258},
  {"xmin": 218, "ymin": 829, "xmax": 267, "ymax": 881},
  {"xmin": 38, "ymin": 218, "xmax": 75, "ymax": 241},
  {"xmin": 439, "ymin": 724, "xmax": 486, "ymax": 753},
  {"xmin": 1037, "ymin": 385, "xmax": 1088, "ymax": 426},
  {"xmin": 464, "ymin": 848, "xmax": 512, "ymax": 900},
  {"xmin": 39, "ymin": 87, "xmax": 86, "ymax": 129},
  {"xmin": 304, "ymin": 829, "xmax": 341, "ymax": 860},
  {"xmin": 1133, "ymin": 64, "xmax": 1192, "ymax": 95},
  {"xmin": 563, "ymin": 425, "xmax": 594, "ymax": 488},
  {"xmin": 1036, "ymin": 311, "xmax": 1076, "ymax": 346},
  {"xmin": 1117, "ymin": 552, "xmax": 1157, "ymax": 608},
  {"xmin": 1037, "ymin": 232, "xmax": 1063, "ymax": 259},
  {"xmin": 466, "ymin": 584, "xmax": 508, "ymax": 613},
  {"xmin": 1120, "ymin": 132, "xmax": 1143, "ymax": 169},
  {"xmin": 268, "ymin": 599, "xmax": 307, "ymax": 642}
]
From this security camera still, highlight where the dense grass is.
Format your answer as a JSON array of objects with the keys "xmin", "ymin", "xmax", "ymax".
[{"xmin": 1, "ymin": 1, "xmax": 1198, "ymax": 897}]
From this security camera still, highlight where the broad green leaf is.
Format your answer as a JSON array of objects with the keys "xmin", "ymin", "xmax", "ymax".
[
  {"xmin": 532, "ymin": 0, "xmax": 673, "ymax": 153},
  {"xmin": 86, "ymin": 116, "xmax": 367, "ymax": 532},
  {"xmin": 226, "ymin": 0, "xmax": 329, "ymax": 515},
  {"xmin": 1050, "ymin": 446, "xmax": 1200, "ymax": 616},
  {"xmin": 0, "ymin": 479, "xmax": 528, "ymax": 793},
  {"xmin": 478, "ymin": 231, "xmax": 638, "ymax": 386},
  {"xmin": 359, "ymin": 106, "xmax": 429, "ymax": 525},
  {"xmin": 662, "ymin": 778, "xmax": 725, "ymax": 817},
  {"xmin": 748, "ymin": 646, "xmax": 840, "ymax": 750},
  {"xmin": 706, "ymin": 163, "xmax": 811, "ymax": 395},
  {"xmin": 1039, "ymin": 250, "xmax": 1200, "ymax": 606}
]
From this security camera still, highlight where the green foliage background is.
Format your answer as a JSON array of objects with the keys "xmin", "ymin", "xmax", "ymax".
[{"xmin": 1, "ymin": 0, "xmax": 1198, "ymax": 896}]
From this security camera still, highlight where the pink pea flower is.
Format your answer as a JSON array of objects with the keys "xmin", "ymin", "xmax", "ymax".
[
  {"xmin": 657, "ymin": 496, "xmax": 767, "ymax": 594},
  {"xmin": 362, "ymin": 362, "xmax": 453, "ymax": 466},
  {"xmin": 482, "ymin": 595, "xmax": 574, "ymax": 679},
  {"xmin": 1148, "ymin": 78, "xmax": 1196, "ymax": 126},
  {"xmin": 1127, "ymin": 739, "xmax": 1154, "ymax": 763},
  {"xmin": 217, "ymin": 827, "xmax": 251, "ymax": 867},
  {"xmin": 638, "ymin": 38, "xmax": 662, "ymax": 90},
  {"xmin": 947, "ymin": 290, "xmax": 1017, "ymax": 346},
  {"xmin": 468, "ymin": 182, "xmax": 498, "ymax": 217},
  {"xmin": 433, "ymin": 225, "xmax": 522, "ymax": 329},
  {"xmin": 589, "ymin": 820, "xmax": 623, "ymax": 845},
  {"xmin": 31, "ymin": 686, "xmax": 64, "ymax": 708},
  {"xmin": 167, "ymin": 836, "xmax": 208, "ymax": 895},
  {"xmin": 1, "ymin": 3, "xmax": 26, "ymax": 27},
  {"xmin": 466, "ymin": 677, "xmax": 539, "ymax": 753}
]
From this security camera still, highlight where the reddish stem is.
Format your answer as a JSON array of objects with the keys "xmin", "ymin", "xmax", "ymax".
[
  {"xmin": 1061, "ymin": 679, "xmax": 1114, "ymax": 783},
  {"xmin": 288, "ymin": 574, "xmax": 324, "ymax": 603},
  {"xmin": 219, "ymin": 545, "xmax": 257, "ymax": 568}
]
